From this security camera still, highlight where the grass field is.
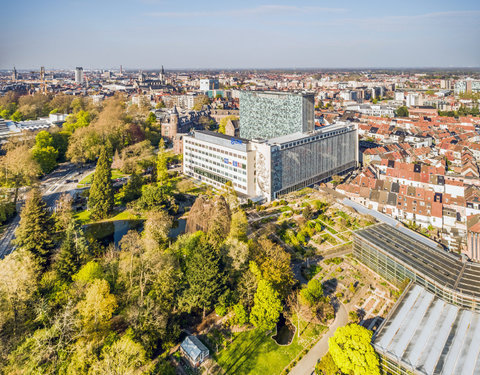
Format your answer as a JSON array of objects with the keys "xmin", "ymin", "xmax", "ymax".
[
  {"xmin": 78, "ymin": 169, "xmax": 128, "ymax": 186},
  {"xmin": 74, "ymin": 209, "xmax": 142, "ymax": 225},
  {"xmin": 215, "ymin": 322, "xmax": 326, "ymax": 375}
]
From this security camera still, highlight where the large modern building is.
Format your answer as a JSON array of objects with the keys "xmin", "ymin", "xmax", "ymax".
[
  {"xmin": 454, "ymin": 79, "xmax": 480, "ymax": 94},
  {"xmin": 353, "ymin": 224, "xmax": 480, "ymax": 374},
  {"xmin": 199, "ymin": 78, "xmax": 219, "ymax": 92},
  {"xmin": 239, "ymin": 91, "xmax": 315, "ymax": 140},
  {"xmin": 75, "ymin": 67, "xmax": 83, "ymax": 84},
  {"xmin": 183, "ymin": 130, "xmax": 256, "ymax": 197},
  {"xmin": 183, "ymin": 90, "xmax": 357, "ymax": 201},
  {"xmin": 183, "ymin": 122, "xmax": 357, "ymax": 201}
]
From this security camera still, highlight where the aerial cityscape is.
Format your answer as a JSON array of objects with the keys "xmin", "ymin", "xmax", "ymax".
[{"xmin": 1, "ymin": 1, "xmax": 480, "ymax": 375}]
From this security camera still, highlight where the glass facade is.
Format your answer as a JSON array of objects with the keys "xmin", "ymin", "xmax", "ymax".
[
  {"xmin": 239, "ymin": 91, "xmax": 314, "ymax": 140},
  {"xmin": 353, "ymin": 229, "xmax": 480, "ymax": 312},
  {"xmin": 271, "ymin": 127, "xmax": 357, "ymax": 198}
]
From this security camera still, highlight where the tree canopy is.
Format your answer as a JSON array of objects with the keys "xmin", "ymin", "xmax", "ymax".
[{"xmin": 328, "ymin": 324, "xmax": 380, "ymax": 375}]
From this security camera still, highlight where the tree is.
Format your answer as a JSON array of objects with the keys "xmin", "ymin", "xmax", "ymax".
[
  {"xmin": 146, "ymin": 112, "xmax": 157, "ymax": 126},
  {"xmin": 224, "ymin": 238, "xmax": 249, "ymax": 271},
  {"xmin": 0, "ymin": 144, "xmax": 40, "ymax": 204},
  {"xmin": 315, "ymin": 352, "xmax": 339, "ymax": 375},
  {"xmin": 77, "ymin": 278, "xmax": 117, "ymax": 332},
  {"xmin": 51, "ymin": 131, "xmax": 71, "ymax": 162},
  {"xmin": 32, "ymin": 146, "xmax": 58, "ymax": 174},
  {"xmin": 181, "ymin": 239, "xmax": 225, "ymax": 317},
  {"xmin": 303, "ymin": 205, "xmax": 313, "ymax": 220},
  {"xmin": 54, "ymin": 193, "xmax": 74, "ymax": 231},
  {"xmin": 143, "ymin": 210, "xmax": 172, "ymax": 251},
  {"xmin": 395, "ymin": 106, "xmax": 409, "ymax": 117},
  {"xmin": 253, "ymin": 237, "xmax": 294, "ymax": 296},
  {"xmin": 118, "ymin": 172, "xmax": 143, "ymax": 204},
  {"xmin": 232, "ymin": 304, "xmax": 249, "ymax": 326},
  {"xmin": 11, "ymin": 110, "xmax": 23, "ymax": 121},
  {"xmin": 229, "ymin": 209, "xmax": 248, "ymax": 241},
  {"xmin": 250, "ymin": 279, "xmax": 282, "ymax": 330},
  {"xmin": 14, "ymin": 188, "xmax": 55, "ymax": 267},
  {"xmin": 0, "ymin": 249, "xmax": 40, "ymax": 334},
  {"xmin": 156, "ymin": 139, "xmax": 168, "ymax": 185},
  {"xmin": 193, "ymin": 95, "xmax": 210, "ymax": 111},
  {"xmin": 54, "ymin": 221, "xmax": 89, "ymax": 280},
  {"xmin": 218, "ymin": 115, "xmax": 238, "ymax": 134},
  {"xmin": 328, "ymin": 324, "xmax": 380, "ymax": 375},
  {"xmin": 88, "ymin": 147, "xmax": 114, "ymax": 220},
  {"xmin": 300, "ymin": 278, "xmax": 324, "ymax": 307},
  {"xmin": 90, "ymin": 333, "xmax": 152, "ymax": 375}
]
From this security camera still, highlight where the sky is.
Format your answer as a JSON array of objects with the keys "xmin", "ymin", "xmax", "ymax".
[{"xmin": 1, "ymin": 0, "xmax": 479, "ymax": 70}]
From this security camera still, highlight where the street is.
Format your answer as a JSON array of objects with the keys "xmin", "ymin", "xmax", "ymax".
[{"xmin": 0, "ymin": 163, "xmax": 95, "ymax": 259}]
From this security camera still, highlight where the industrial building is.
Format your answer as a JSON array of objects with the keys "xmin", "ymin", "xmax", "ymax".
[
  {"xmin": 353, "ymin": 224, "xmax": 480, "ymax": 374},
  {"xmin": 374, "ymin": 284, "xmax": 480, "ymax": 375}
]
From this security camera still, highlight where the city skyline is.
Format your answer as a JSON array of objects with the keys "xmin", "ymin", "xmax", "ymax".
[{"xmin": 1, "ymin": 0, "xmax": 479, "ymax": 70}]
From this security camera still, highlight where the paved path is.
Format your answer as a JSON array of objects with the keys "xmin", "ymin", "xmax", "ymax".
[{"xmin": 288, "ymin": 304, "xmax": 348, "ymax": 375}]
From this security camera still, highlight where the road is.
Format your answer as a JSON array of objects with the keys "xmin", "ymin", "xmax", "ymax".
[
  {"xmin": 288, "ymin": 303, "xmax": 348, "ymax": 375},
  {"xmin": 0, "ymin": 163, "xmax": 94, "ymax": 259}
]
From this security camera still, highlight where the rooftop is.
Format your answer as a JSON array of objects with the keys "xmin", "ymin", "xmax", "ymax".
[
  {"xmin": 180, "ymin": 336, "xmax": 209, "ymax": 362},
  {"xmin": 354, "ymin": 223, "xmax": 480, "ymax": 297},
  {"xmin": 374, "ymin": 284, "xmax": 480, "ymax": 375}
]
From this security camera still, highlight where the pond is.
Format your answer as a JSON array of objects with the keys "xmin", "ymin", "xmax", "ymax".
[
  {"xmin": 169, "ymin": 218, "xmax": 186, "ymax": 238},
  {"xmin": 84, "ymin": 218, "xmax": 187, "ymax": 247},
  {"xmin": 84, "ymin": 220, "xmax": 143, "ymax": 246},
  {"xmin": 272, "ymin": 314, "xmax": 295, "ymax": 345}
]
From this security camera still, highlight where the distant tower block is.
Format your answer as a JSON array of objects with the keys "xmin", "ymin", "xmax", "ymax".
[
  {"xmin": 75, "ymin": 67, "xmax": 83, "ymax": 84},
  {"xmin": 120, "ymin": 65, "xmax": 123, "ymax": 74},
  {"xmin": 40, "ymin": 66, "xmax": 46, "ymax": 94},
  {"xmin": 12, "ymin": 67, "xmax": 17, "ymax": 81}
]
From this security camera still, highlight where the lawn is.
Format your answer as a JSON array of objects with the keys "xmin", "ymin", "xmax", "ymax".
[
  {"xmin": 74, "ymin": 209, "xmax": 143, "ymax": 225},
  {"xmin": 78, "ymin": 169, "xmax": 128, "ymax": 186},
  {"xmin": 215, "ymin": 323, "xmax": 326, "ymax": 375}
]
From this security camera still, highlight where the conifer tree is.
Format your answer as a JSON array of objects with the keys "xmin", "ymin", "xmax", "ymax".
[
  {"xmin": 156, "ymin": 139, "xmax": 168, "ymax": 185},
  {"xmin": 54, "ymin": 221, "xmax": 89, "ymax": 280},
  {"xmin": 88, "ymin": 147, "xmax": 114, "ymax": 220},
  {"xmin": 14, "ymin": 188, "xmax": 55, "ymax": 267}
]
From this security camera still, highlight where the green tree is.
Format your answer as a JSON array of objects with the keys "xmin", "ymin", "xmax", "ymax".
[
  {"xmin": 300, "ymin": 278, "xmax": 324, "ymax": 307},
  {"xmin": 156, "ymin": 139, "xmax": 168, "ymax": 185},
  {"xmin": 250, "ymin": 279, "xmax": 282, "ymax": 330},
  {"xmin": 11, "ymin": 110, "xmax": 23, "ymax": 121},
  {"xmin": 218, "ymin": 115, "xmax": 238, "ymax": 134},
  {"xmin": 118, "ymin": 172, "xmax": 143, "ymax": 204},
  {"xmin": 233, "ymin": 303, "xmax": 249, "ymax": 326},
  {"xmin": 181, "ymin": 239, "xmax": 225, "ymax": 317},
  {"xmin": 14, "ymin": 188, "xmax": 55, "ymax": 267},
  {"xmin": 146, "ymin": 112, "xmax": 157, "ymax": 125},
  {"xmin": 395, "ymin": 106, "xmax": 409, "ymax": 117},
  {"xmin": 90, "ymin": 333, "xmax": 152, "ymax": 375},
  {"xmin": 328, "ymin": 324, "xmax": 380, "ymax": 375},
  {"xmin": 72, "ymin": 260, "xmax": 103, "ymax": 284},
  {"xmin": 253, "ymin": 237, "xmax": 294, "ymax": 297},
  {"xmin": 315, "ymin": 352, "xmax": 339, "ymax": 375},
  {"xmin": 54, "ymin": 221, "xmax": 89, "ymax": 281},
  {"xmin": 32, "ymin": 146, "xmax": 58, "ymax": 174},
  {"xmin": 88, "ymin": 147, "xmax": 114, "ymax": 220},
  {"xmin": 51, "ymin": 131, "xmax": 70, "ymax": 162},
  {"xmin": 77, "ymin": 278, "xmax": 117, "ymax": 332}
]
